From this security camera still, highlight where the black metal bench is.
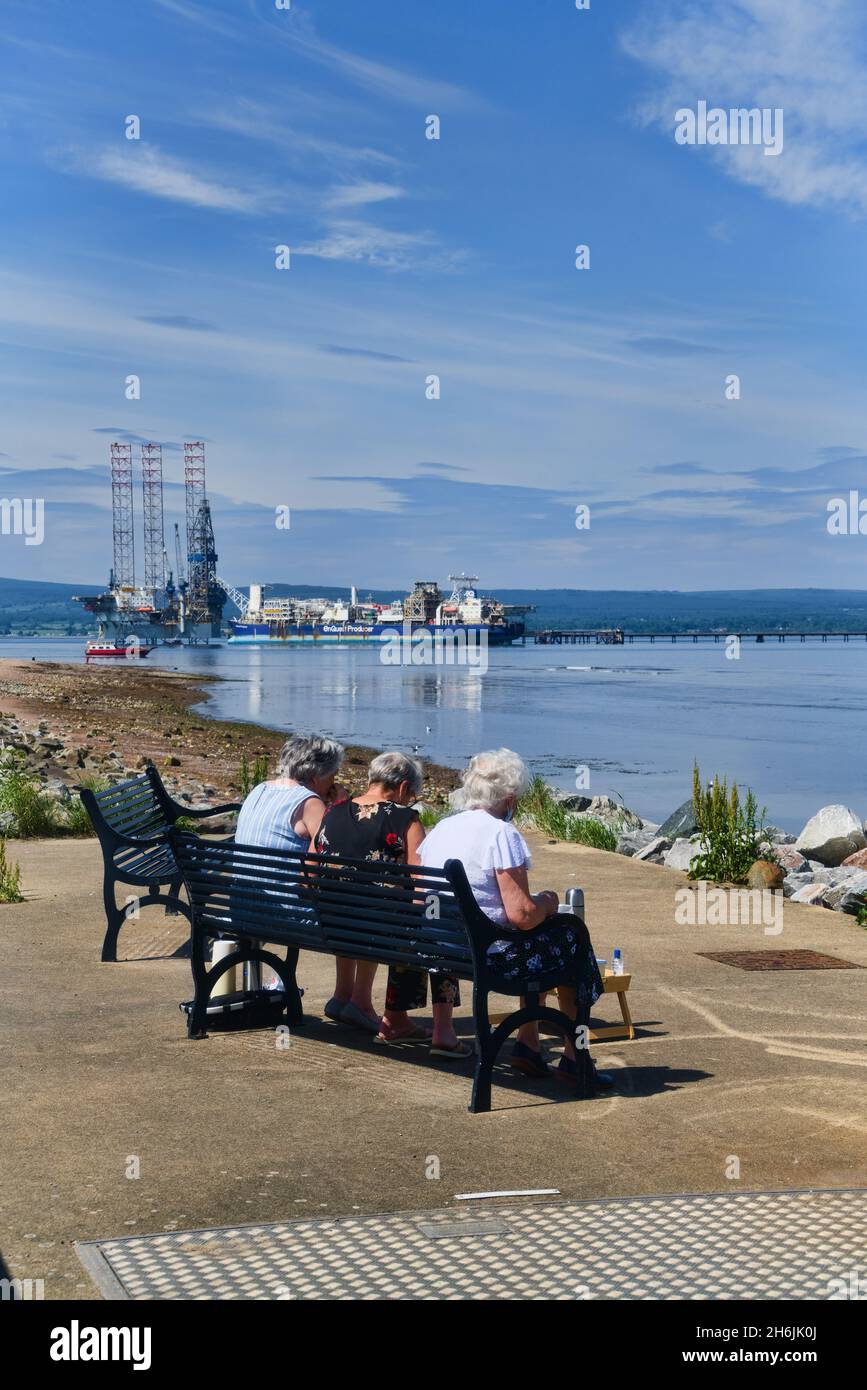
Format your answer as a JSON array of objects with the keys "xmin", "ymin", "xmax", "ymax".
[
  {"xmin": 79, "ymin": 767, "xmax": 240, "ymax": 962},
  {"xmin": 171, "ymin": 832, "xmax": 591, "ymax": 1114}
]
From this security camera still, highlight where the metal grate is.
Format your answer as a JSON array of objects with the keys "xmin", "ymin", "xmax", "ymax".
[
  {"xmin": 697, "ymin": 949, "xmax": 862, "ymax": 971},
  {"xmin": 75, "ymin": 1189, "xmax": 867, "ymax": 1301}
]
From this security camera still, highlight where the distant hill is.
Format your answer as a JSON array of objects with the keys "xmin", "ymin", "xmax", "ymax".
[
  {"xmin": 3, "ymin": 576, "xmax": 867, "ymax": 636},
  {"xmin": 0, "ymin": 577, "xmax": 99, "ymax": 634}
]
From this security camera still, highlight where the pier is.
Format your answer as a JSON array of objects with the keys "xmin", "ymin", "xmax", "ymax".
[{"xmin": 532, "ymin": 629, "xmax": 867, "ymax": 645}]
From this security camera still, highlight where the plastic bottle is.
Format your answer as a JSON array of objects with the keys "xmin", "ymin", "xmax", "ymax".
[{"xmin": 611, "ymin": 947, "xmax": 624, "ymax": 976}]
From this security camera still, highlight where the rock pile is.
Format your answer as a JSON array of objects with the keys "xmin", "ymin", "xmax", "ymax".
[{"xmin": 596, "ymin": 785, "xmax": 867, "ymax": 918}]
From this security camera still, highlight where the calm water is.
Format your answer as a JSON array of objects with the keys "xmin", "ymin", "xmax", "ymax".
[{"xmin": 6, "ymin": 635, "xmax": 867, "ymax": 833}]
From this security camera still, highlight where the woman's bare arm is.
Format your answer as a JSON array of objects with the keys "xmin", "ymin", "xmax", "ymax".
[
  {"xmin": 495, "ymin": 865, "xmax": 558, "ymax": 930},
  {"xmin": 297, "ymin": 795, "xmax": 326, "ymax": 845},
  {"xmin": 405, "ymin": 817, "xmax": 425, "ymax": 866}
]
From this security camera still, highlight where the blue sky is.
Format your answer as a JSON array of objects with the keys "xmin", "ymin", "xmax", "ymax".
[{"xmin": 3, "ymin": 0, "xmax": 867, "ymax": 591}]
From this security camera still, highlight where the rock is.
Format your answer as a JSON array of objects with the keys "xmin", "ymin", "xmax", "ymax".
[
  {"xmin": 634, "ymin": 836, "xmax": 671, "ymax": 862},
  {"xmin": 790, "ymin": 883, "xmax": 829, "ymax": 906},
  {"xmin": 765, "ymin": 824, "xmax": 796, "ymax": 844},
  {"xmin": 615, "ymin": 829, "xmax": 656, "ymax": 857},
  {"xmin": 639, "ymin": 819, "xmax": 660, "ymax": 834},
  {"xmin": 842, "ymin": 847, "xmax": 867, "ymax": 869},
  {"xmin": 43, "ymin": 778, "xmax": 71, "ymax": 802},
  {"xmin": 824, "ymin": 869, "xmax": 867, "ymax": 914},
  {"xmin": 164, "ymin": 755, "xmax": 181, "ymax": 767},
  {"xmin": 658, "ymin": 798, "xmax": 698, "ymax": 840},
  {"xmin": 783, "ymin": 872, "xmax": 813, "ymax": 898},
  {"xmin": 811, "ymin": 865, "xmax": 858, "ymax": 886},
  {"xmin": 0, "ymin": 810, "xmax": 18, "ymax": 836},
  {"xmin": 746, "ymin": 860, "xmax": 785, "ymax": 890},
  {"xmin": 551, "ymin": 791, "xmax": 591, "ymax": 812},
  {"xmin": 577, "ymin": 796, "xmax": 643, "ymax": 831},
  {"xmin": 664, "ymin": 837, "xmax": 701, "ymax": 872},
  {"xmin": 795, "ymin": 805, "xmax": 866, "ymax": 866},
  {"xmin": 775, "ymin": 845, "xmax": 807, "ymax": 873}
]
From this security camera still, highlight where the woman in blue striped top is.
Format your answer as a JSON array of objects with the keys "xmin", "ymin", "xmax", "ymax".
[{"xmin": 235, "ymin": 733, "xmax": 345, "ymax": 855}]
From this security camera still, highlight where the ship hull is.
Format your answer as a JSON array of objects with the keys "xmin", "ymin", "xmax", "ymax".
[{"xmin": 229, "ymin": 621, "xmax": 524, "ymax": 646}]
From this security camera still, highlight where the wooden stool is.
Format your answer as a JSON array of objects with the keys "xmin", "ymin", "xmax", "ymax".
[
  {"xmin": 588, "ymin": 971, "xmax": 634, "ymax": 1043},
  {"xmin": 490, "ymin": 972, "xmax": 635, "ymax": 1042}
]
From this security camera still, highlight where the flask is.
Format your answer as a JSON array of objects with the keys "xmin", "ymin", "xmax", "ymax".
[{"xmin": 611, "ymin": 947, "xmax": 624, "ymax": 976}]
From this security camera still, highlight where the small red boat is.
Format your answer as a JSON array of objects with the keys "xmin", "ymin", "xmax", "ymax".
[{"xmin": 85, "ymin": 639, "xmax": 155, "ymax": 661}]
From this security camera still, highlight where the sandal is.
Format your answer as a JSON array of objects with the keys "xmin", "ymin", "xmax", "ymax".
[
  {"xmin": 429, "ymin": 1040, "xmax": 473, "ymax": 1060},
  {"xmin": 373, "ymin": 1023, "xmax": 433, "ymax": 1044}
]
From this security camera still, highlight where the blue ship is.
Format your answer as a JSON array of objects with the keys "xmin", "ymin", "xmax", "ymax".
[{"xmin": 228, "ymin": 577, "xmax": 530, "ymax": 646}]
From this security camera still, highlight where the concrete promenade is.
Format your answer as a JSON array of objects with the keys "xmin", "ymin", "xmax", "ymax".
[{"xmin": 2, "ymin": 834, "xmax": 865, "ymax": 1299}]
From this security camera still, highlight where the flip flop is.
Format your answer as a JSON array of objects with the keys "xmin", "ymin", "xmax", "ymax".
[
  {"xmin": 373, "ymin": 1023, "xmax": 433, "ymax": 1044},
  {"xmin": 429, "ymin": 1040, "xmax": 473, "ymax": 1060}
]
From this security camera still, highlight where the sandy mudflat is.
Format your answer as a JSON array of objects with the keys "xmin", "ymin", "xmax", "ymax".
[{"xmin": 0, "ymin": 657, "xmax": 461, "ymax": 805}]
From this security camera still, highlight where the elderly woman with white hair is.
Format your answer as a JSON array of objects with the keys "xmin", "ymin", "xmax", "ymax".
[{"xmin": 419, "ymin": 748, "xmax": 613, "ymax": 1093}]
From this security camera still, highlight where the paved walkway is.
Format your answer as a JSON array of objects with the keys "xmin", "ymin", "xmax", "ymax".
[{"xmin": 2, "ymin": 835, "xmax": 866, "ymax": 1300}]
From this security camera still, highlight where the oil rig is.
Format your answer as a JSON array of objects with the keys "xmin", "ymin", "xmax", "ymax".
[{"xmin": 75, "ymin": 441, "xmax": 226, "ymax": 645}]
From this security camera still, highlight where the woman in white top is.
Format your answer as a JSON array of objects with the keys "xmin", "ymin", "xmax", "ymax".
[{"xmin": 419, "ymin": 749, "xmax": 611, "ymax": 1093}]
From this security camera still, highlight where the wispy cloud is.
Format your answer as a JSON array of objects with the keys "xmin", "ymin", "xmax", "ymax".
[
  {"xmin": 136, "ymin": 315, "xmax": 219, "ymax": 332},
  {"xmin": 627, "ymin": 336, "xmax": 721, "ymax": 357},
  {"xmin": 60, "ymin": 145, "xmax": 270, "ymax": 213},
  {"xmin": 259, "ymin": 6, "xmax": 480, "ymax": 108},
  {"xmin": 296, "ymin": 219, "xmax": 465, "ymax": 272},
  {"xmin": 198, "ymin": 101, "xmax": 401, "ymax": 170},
  {"xmin": 151, "ymin": 0, "xmax": 240, "ymax": 40},
  {"xmin": 325, "ymin": 181, "xmax": 405, "ymax": 210},
  {"xmin": 622, "ymin": 0, "xmax": 867, "ymax": 217},
  {"xmin": 320, "ymin": 344, "xmax": 414, "ymax": 364}
]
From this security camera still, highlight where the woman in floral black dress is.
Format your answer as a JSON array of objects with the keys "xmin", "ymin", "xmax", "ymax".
[{"xmin": 314, "ymin": 751, "xmax": 468, "ymax": 1057}]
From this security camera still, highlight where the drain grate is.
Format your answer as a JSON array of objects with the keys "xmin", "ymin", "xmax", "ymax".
[
  {"xmin": 75, "ymin": 1189, "xmax": 867, "ymax": 1300},
  {"xmin": 698, "ymin": 949, "xmax": 863, "ymax": 971}
]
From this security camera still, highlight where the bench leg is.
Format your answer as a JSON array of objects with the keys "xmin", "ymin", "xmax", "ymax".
[
  {"xmin": 469, "ymin": 986, "xmax": 582, "ymax": 1113},
  {"xmin": 164, "ymin": 875, "xmax": 183, "ymax": 917},
  {"xmin": 187, "ymin": 926, "xmax": 213, "ymax": 1038},
  {"xmin": 99, "ymin": 871, "xmax": 125, "ymax": 963},
  {"xmin": 469, "ymin": 988, "xmax": 495, "ymax": 1114},
  {"xmin": 274, "ymin": 947, "xmax": 304, "ymax": 1027}
]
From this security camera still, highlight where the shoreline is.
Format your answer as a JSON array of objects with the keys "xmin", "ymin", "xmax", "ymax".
[{"xmin": 0, "ymin": 658, "xmax": 462, "ymax": 807}]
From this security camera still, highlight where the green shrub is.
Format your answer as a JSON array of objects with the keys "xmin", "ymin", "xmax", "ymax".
[
  {"xmin": 418, "ymin": 805, "xmax": 448, "ymax": 828},
  {"xmin": 238, "ymin": 753, "xmax": 269, "ymax": 798},
  {"xmin": 689, "ymin": 762, "xmax": 771, "ymax": 884},
  {"xmin": 173, "ymin": 816, "xmax": 201, "ymax": 835},
  {"xmin": 0, "ymin": 840, "xmax": 23, "ymax": 902},
  {"xmin": 62, "ymin": 796, "xmax": 95, "ymax": 836},
  {"xmin": 517, "ymin": 776, "xmax": 617, "ymax": 851},
  {"xmin": 0, "ymin": 770, "xmax": 61, "ymax": 838}
]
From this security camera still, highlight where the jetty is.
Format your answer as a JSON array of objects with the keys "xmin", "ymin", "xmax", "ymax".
[{"xmin": 533, "ymin": 629, "xmax": 867, "ymax": 645}]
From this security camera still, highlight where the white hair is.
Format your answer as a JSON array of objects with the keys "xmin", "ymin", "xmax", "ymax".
[
  {"xmin": 368, "ymin": 751, "xmax": 423, "ymax": 797},
  {"xmin": 453, "ymin": 748, "xmax": 530, "ymax": 812},
  {"xmin": 278, "ymin": 734, "xmax": 344, "ymax": 783}
]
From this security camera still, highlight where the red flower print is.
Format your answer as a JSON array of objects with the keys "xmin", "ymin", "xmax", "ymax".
[{"xmin": 385, "ymin": 832, "xmax": 400, "ymax": 847}]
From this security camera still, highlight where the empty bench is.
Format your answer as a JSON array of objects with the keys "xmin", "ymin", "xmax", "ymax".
[
  {"xmin": 171, "ymin": 832, "xmax": 593, "ymax": 1114},
  {"xmin": 79, "ymin": 767, "xmax": 240, "ymax": 962}
]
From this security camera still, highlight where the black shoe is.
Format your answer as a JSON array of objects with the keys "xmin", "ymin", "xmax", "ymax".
[
  {"xmin": 510, "ymin": 1041, "xmax": 551, "ymax": 1078},
  {"xmin": 556, "ymin": 1055, "xmax": 618, "ymax": 1095}
]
